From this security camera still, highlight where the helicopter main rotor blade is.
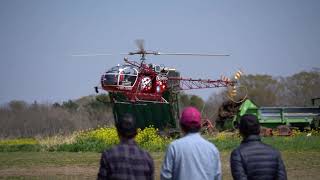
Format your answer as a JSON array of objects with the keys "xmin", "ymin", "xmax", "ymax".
[
  {"xmin": 135, "ymin": 39, "xmax": 145, "ymax": 52},
  {"xmin": 71, "ymin": 53, "xmax": 113, "ymax": 57},
  {"xmin": 155, "ymin": 52, "xmax": 230, "ymax": 56}
]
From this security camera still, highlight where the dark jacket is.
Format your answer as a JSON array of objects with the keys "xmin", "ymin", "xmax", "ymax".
[{"xmin": 230, "ymin": 135, "xmax": 287, "ymax": 180}]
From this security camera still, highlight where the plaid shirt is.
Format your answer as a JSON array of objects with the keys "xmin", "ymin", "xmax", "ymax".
[{"xmin": 97, "ymin": 139, "xmax": 154, "ymax": 180}]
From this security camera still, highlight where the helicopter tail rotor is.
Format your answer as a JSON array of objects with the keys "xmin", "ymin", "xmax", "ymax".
[{"xmin": 226, "ymin": 69, "xmax": 247, "ymax": 103}]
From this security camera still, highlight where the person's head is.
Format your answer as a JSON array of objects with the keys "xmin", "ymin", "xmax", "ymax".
[
  {"xmin": 116, "ymin": 113, "xmax": 137, "ymax": 139},
  {"xmin": 180, "ymin": 106, "xmax": 201, "ymax": 133},
  {"xmin": 239, "ymin": 114, "xmax": 260, "ymax": 137}
]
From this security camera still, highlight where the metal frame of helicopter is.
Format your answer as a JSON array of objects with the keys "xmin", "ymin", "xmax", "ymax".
[
  {"xmin": 91, "ymin": 40, "xmax": 240, "ymax": 104},
  {"xmin": 95, "ymin": 55, "xmax": 238, "ymax": 103}
]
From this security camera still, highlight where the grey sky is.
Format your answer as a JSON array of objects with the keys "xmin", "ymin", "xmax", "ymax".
[{"xmin": 0, "ymin": 0, "xmax": 319, "ymax": 104}]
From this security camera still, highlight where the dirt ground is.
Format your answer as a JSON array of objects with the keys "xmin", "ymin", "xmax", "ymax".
[{"xmin": 0, "ymin": 151, "xmax": 319, "ymax": 179}]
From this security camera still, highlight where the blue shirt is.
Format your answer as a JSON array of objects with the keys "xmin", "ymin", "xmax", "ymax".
[{"xmin": 160, "ymin": 133, "xmax": 222, "ymax": 180}]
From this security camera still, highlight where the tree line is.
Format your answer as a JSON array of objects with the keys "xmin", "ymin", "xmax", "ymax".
[{"xmin": 0, "ymin": 94, "xmax": 113, "ymax": 138}]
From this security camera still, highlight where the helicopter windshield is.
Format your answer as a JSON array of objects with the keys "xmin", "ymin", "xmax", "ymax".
[
  {"xmin": 106, "ymin": 66, "xmax": 119, "ymax": 73},
  {"xmin": 102, "ymin": 65, "xmax": 138, "ymax": 87}
]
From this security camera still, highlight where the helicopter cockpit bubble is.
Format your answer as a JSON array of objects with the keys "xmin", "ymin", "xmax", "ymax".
[
  {"xmin": 154, "ymin": 65, "xmax": 161, "ymax": 73},
  {"xmin": 102, "ymin": 65, "xmax": 138, "ymax": 87}
]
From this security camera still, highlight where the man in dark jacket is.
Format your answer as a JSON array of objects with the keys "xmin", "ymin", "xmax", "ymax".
[
  {"xmin": 97, "ymin": 113, "xmax": 154, "ymax": 180},
  {"xmin": 230, "ymin": 114, "xmax": 287, "ymax": 180}
]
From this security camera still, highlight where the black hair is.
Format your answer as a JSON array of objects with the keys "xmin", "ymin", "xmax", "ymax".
[
  {"xmin": 180, "ymin": 123, "xmax": 201, "ymax": 133},
  {"xmin": 116, "ymin": 113, "xmax": 137, "ymax": 139},
  {"xmin": 239, "ymin": 114, "xmax": 260, "ymax": 137}
]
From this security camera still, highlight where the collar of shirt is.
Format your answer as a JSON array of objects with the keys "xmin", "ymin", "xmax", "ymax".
[
  {"xmin": 242, "ymin": 135, "xmax": 261, "ymax": 143},
  {"xmin": 183, "ymin": 132, "xmax": 201, "ymax": 138}
]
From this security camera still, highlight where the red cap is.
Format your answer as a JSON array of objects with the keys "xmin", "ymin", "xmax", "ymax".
[{"xmin": 180, "ymin": 107, "xmax": 201, "ymax": 128}]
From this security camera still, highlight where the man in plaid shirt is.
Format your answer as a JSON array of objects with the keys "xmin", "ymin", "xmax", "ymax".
[{"xmin": 97, "ymin": 114, "xmax": 154, "ymax": 180}]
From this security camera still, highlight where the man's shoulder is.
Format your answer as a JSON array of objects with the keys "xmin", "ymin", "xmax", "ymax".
[
  {"xmin": 102, "ymin": 143, "xmax": 132, "ymax": 156},
  {"xmin": 138, "ymin": 147, "xmax": 153, "ymax": 159},
  {"xmin": 170, "ymin": 134, "xmax": 218, "ymax": 151},
  {"xmin": 107, "ymin": 143, "xmax": 126, "ymax": 151},
  {"xmin": 169, "ymin": 134, "xmax": 195, "ymax": 146},
  {"xmin": 260, "ymin": 142, "xmax": 281, "ymax": 155},
  {"xmin": 237, "ymin": 140, "xmax": 280, "ymax": 155},
  {"xmin": 102, "ymin": 143, "xmax": 152, "ymax": 160},
  {"xmin": 102, "ymin": 144, "xmax": 121, "ymax": 157},
  {"xmin": 200, "ymin": 137, "xmax": 219, "ymax": 152}
]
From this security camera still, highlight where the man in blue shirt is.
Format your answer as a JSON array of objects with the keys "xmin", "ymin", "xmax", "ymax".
[{"xmin": 161, "ymin": 107, "xmax": 222, "ymax": 180}]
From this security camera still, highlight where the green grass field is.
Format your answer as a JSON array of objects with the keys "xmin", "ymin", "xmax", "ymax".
[
  {"xmin": 1, "ymin": 128, "xmax": 319, "ymax": 179},
  {"xmin": 0, "ymin": 151, "xmax": 319, "ymax": 180}
]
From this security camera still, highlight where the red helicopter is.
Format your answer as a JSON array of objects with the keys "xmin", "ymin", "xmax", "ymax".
[{"xmin": 88, "ymin": 40, "xmax": 243, "ymax": 103}]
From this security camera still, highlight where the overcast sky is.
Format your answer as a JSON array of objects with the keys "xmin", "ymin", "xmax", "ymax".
[{"xmin": 0, "ymin": 0, "xmax": 319, "ymax": 104}]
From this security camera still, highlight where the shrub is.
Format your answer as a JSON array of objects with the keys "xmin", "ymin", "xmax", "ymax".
[
  {"xmin": 54, "ymin": 126, "xmax": 171, "ymax": 152},
  {"xmin": 135, "ymin": 127, "xmax": 171, "ymax": 151},
  {"xmin": 0, "ymin": 138, "xmax": 38, "ymax": 145},
  {"xmin": 0, "ymin": 144, "xmax": 41, "ymax": 152},
  {"xmin": 0, "ymin": 138, "xmax": 40, "ymax": 152}
]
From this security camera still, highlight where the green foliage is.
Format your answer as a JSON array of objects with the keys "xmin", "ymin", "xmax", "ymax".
[
  {"xmin": 179, "ymin": 93, "xmax": 204, "ymax": 110},
  {"xmin": 179, "ymin": 93, "xmax": 190, "ymax": 108},
  {"xmin": 135, "ymin": 127, "xmax": 171, "ymax": 151},
  {"xmin": 8, "ymin": 100, "xmax": 28, "ymax": 111},
  {"xmin": 0, "ymin": 138, "xmax": 40, "ymax": 152},
  {"xmin": 262, "ymin": 136, "xmax": 320, "ymax": 151},
  {"xmin": 0, "ymin": 138, "xmax": 38, "ymax": 145},
  {"xmin": 240, "ymin": 74, "xmax": 281, "ymax": 106},
  {"xmin": 85, "ymin": 94, "xmax": 110, "ymax": 110},
  {"xmin": 65, "ymin": 127, "xmax": 120, "ymax": 152},
  {"xmin": 62, "ymin": 100, "xmax": 79, "ymax": 111},
  {"xmin": 96, "ymin": 94, "xmax": 111, "ymax": 104},
  {"xmin": 190, "ymin": 95, "xmax": 205, "ymax": 110},
  {"xmin": 1, "ymin": 129, "xmax": 320, "ymax": 152},
  {"xmin": 238, "ymin": 70, "xmax": 320, "ymax": 106},
  {"xmin": 284, "ymin": 70, "xmax": 320, "ymax": 106},
  {"xmin": 0, "ymin": 144, "xmax": 42, "ymax": 152},
  {"xmin": 206, "ymin": 132, "xmax": 241, "ymax": 151},
  {"xmin": 207, "ymin": 132, "xmax": 320, "ymax": 151},
  {"xmin": 54, "ymin": 127, "xmax": 171, "ymax": 152},
  {"xmin": 54, "ymin": 139, "xmax": 107, "ymax": 152}
]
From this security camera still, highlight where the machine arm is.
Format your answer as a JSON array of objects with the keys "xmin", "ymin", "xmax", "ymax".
[{"xmin": 167, "ymin": 77, "xmax": 236, "ymax": 91}]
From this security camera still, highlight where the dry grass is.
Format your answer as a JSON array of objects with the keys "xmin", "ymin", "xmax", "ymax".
[{"xmin": 35, "ymin": 133, "xmax": 78, "ymax": 149}]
